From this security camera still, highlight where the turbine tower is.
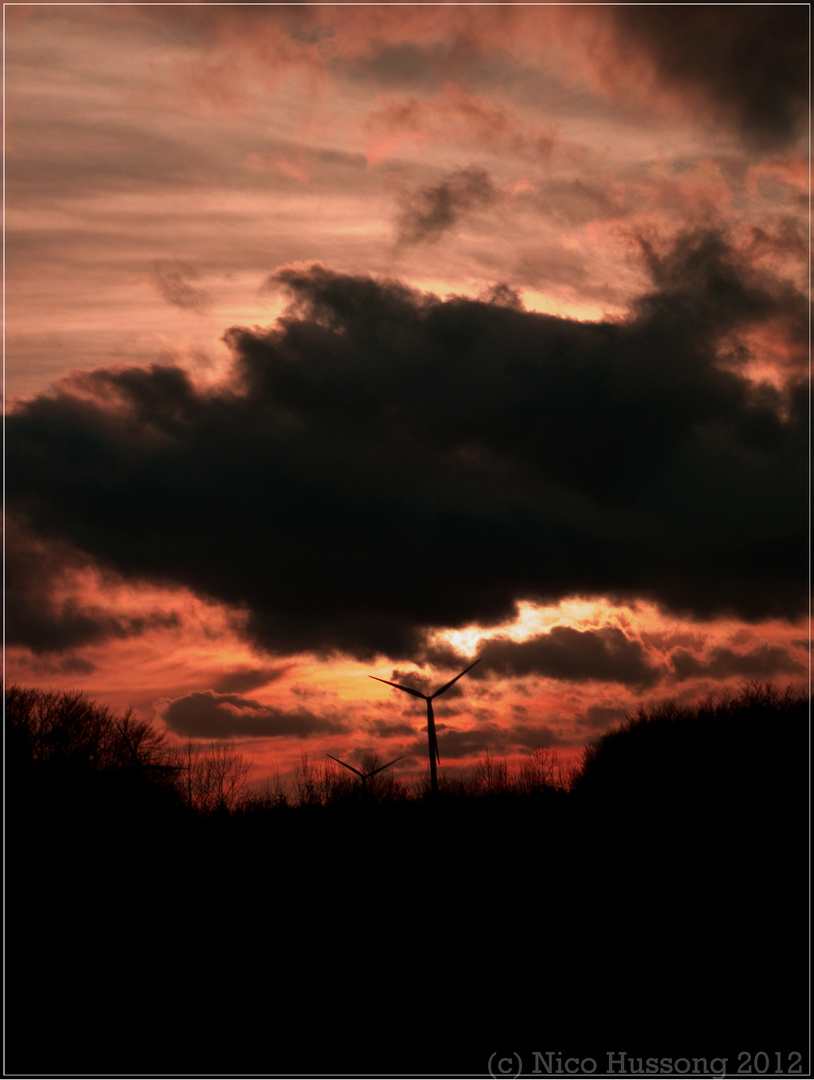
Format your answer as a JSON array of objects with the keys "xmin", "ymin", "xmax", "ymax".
[{"xmin": 369, "ymin": 659, "xmax": 480, "ymax": 798}]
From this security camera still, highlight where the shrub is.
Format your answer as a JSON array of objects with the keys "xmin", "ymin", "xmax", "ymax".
[{"xmin": 571, "ymin": 681, "xmax": 809, "ymax": 808}]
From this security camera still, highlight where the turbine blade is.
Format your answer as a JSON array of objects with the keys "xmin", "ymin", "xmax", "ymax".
[
  {"xmin": 433, "ymin": 729, "xmax": 441, "ymax": 764},
  {"xmin": 369, "ymin": 676, "xmax": 427, "ymax": 699},
  {"xmin": 430, "ymin": 658, "xmax": 481, "ymax": 699},
  {"xmin": 367, "ymin": 755, "xmax": 405, "ymax": 778},
  {"xmin": 326, "ymin": 754, "xmax": 364, "ymax": 778}
]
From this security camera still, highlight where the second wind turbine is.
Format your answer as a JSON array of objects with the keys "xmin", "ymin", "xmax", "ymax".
[{"xmin": 369, "ymin": 659, "xmax": 480, "ymax": 798}]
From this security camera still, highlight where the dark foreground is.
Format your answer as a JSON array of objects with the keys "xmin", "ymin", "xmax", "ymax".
[
  {"xmin": 7, "ymin": 791, "xmax": 809, "ymax": 1077},
  {"xmin": 6, "ymin": 686, "xmax": 810, "ymax": 1077}
]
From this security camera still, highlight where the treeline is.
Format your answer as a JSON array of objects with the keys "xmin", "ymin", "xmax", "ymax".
[
  {"xmin": 573, "ymin": 679, "xmax": 808, "ymax": 807},
  {"xmin": 5, "ymin": 683, "xmax": 568, "ymax": 820},
  {"xmin": 6, "ymin": 684, "xmax": 251, "ymax": 820},
  {"xmin": 5, "ymin": 680, "xmax": 809, "ymax": 820},
  {"xmin": 248, "ymin": 742, "xmax": 572, "ymax": 811}
]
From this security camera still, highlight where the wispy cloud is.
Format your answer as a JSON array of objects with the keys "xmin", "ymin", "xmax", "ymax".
[
  {"xmin": 150, "ymin": 261, "xmax": 214, "ymax": 314},
  {"xmin": 395, "ymin": 166, "xmax": 499, "ymax": 245}
]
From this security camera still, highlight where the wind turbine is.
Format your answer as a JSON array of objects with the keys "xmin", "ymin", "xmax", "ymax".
[
  {"xmin": 369, "ymin": 659, "xmax": 480, "ymax": 798},
  {"xmin": 325, "ymin": 752, "xmax": 404, "ymax": 796}
]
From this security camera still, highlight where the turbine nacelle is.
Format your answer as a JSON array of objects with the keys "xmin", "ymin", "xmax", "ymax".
[
  {"xmin": 368, "ymin": 659, "xmax": 481, "ymax": 795},
  {"xmin": 326, "ymin": 753, "xmax": 404, "ymax": 781},
  {"xmin": 369, "ymin": 658, "xmax": 481, "ymax": 702}
]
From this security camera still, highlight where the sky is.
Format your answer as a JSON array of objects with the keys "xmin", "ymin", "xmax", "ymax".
[{"xmin": 4, "ymin": 3, "xmax": 810, "ymax": 789}]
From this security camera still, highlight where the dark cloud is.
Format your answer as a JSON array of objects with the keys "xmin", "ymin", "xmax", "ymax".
[
  {"xmin": 748, "ymin": 218, "xmax": 808, "ymax": 262},
  {"xmin": 55, "ymin": 655, "xmax": 98, "ymax": 676},
  {"xmin": 395, "ymin": 166, "xmax": 499, "ymax": 244},
  {"xmin": 6, "ymin": 229, "xmax": 807, "ymax": 661},
  {"xmin": 506, "ymin": 721, "xmax": 568, "ymax": 750},
  {"xmin": 431, "ymin": 723, "xmax": 510, "ymax": 760},
  {"xmin": 151, "ymin": 261, "xmax": 213, "ymax": 314},
  {"xmin": 609, "ymin": 6, "xmax": 808, "ymax": 151},
  {"xmin": 348, "ymin": 38, "xmax": 538, "ymax": 98},
  {"xmin": 23, "ymin": 654, "xmax": 98, "ymax": 679},
  {"xmin": 349, "ymin": 41, "xmax": 454, "ymax": 89},
  {"xmin": 634, "ymin": 229, "xmax": 806, "ymax": 340},
  {"xmin": 213, "ymin": 666, "xmax": 294, "ymax": 694},
  {"xmin": 470, "ymin": 627, "xmax": 661, "ymax": 688},
  {"xmin": 4, "ymin": 117, "xmax": 226, "ymax": 203},
  {"xmin": 161, "ymin": 690, "xmax": 344, "ymax": 739},
  {"xmin": 427, "ymin": 715, "xmax": 568, "ymax": 760},
  {"xmin": 368, "ymin": 718, "xmax": 419, "ymax": 740},
  {"xmin": 670, "ymin": 644, "xmax": 805, "ymax": 682},
  {"xmin": 579, "ymin": 704, "xmax": 628, "ymax": 732},
  {"xmin": 5, "ymin": 516, "xmax": 180, "ymax": 654},
  {"xmin": 476, "ymin": 282, "xmax": 524, "ymax": 311},
  {"xmin": 513, "ymin": 244, "xmax": 594, "ymax": 301},
  {"xmin": 527, "ymin": 177, "xmax": 626, "ymax": 227}
]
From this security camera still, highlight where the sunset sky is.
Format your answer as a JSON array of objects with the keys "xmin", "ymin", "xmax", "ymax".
[{"xmin": 5, "ymin": 3, "xmax": 809, "ymax": 789}]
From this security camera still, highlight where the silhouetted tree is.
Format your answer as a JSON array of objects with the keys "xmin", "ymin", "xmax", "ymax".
[
  {"xmin": 6, "ymin": 684, "xmax": 173, "ymax": 780},
  {"xmin": 294, "ymin": 750, "xmax": 322, "ymax": 807},
  {"xmin": 475, "ymin": 747, "xmax": 509, "ymax": 796},
  {"xmin": 5, "ymin": 684, "xmax": 183, "ymax": 835},
  {"xmin": 171, "ymin": 738, "xmax": 250, "ymax": 814}
]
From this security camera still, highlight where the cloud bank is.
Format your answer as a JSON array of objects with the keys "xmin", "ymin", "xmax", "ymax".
[
  {"xmin": 7, "ymin": 230, "xmax": 807, "ymax": 663},
  {"xmin": 467, "ymin": 627, "xmax": 661, "ymax": 688}
]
